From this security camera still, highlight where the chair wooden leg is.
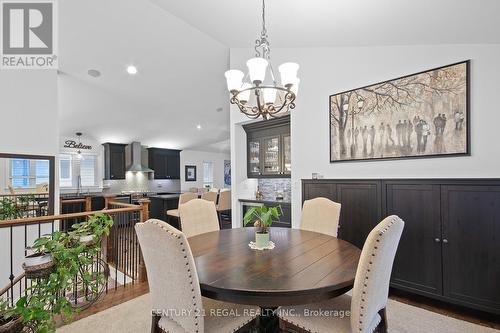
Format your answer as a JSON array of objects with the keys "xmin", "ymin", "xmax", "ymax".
[
  {"xmin": 151, "ymin": 315, "xmax": 161, "ymax": 333},
  {"xmin": 377, "ymin": 307, "xmax": 388, "ymax": 333},
  {"xmin": 217, "ymin": 211, "xmax": 223, "ymax": 229}
]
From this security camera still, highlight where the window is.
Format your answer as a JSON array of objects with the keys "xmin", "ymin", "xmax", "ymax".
[
  {"xmin": 203, "ymin": 161, "xmax": 214, "ymax": 189},
  {"xmin": 59, "ymin": 154, "xmax": 98, "ymax": 188},
  {"xmin": 80, "ymin": 155, "xmax": 97, "ymax": 187},
  {"xmin": 59, "ymin": 155, "xmax": 72, "ymax": 187},
  {"xmin": 11, "ymin": 159, "xmax": 29, "ymax": 187},
  {"xmin": 10, "ymin": 159, "xmax": 50, "ymax": 188}
]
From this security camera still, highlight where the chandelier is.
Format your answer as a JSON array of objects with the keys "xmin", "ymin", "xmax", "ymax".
[{"xmin": 224, "ymin": 0, "xmax": 300, "ymax": 120}]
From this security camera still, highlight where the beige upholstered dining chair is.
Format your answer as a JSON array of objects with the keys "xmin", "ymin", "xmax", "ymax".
[
  {"xmin": 8, "ymin": 185, "xmax": 16, "ymax": 195},
  {"xmin": 179, "ymin": 199, "xmax": 220, "ymax": 238},
  {"xmin": 279, "ymin": 215, "xmax": 404, "ymax": 333},
  {"xmin": 135, "ymin": 219, "xmax": 258, "ymax": 333},
  {"xmin": 166, "ymin": 192, "xmax": 198, "ymax": 219},
  {"xmin": 216, "ymin": 189, "xmax": 231, "ymax": 228},
  {"xmin": 36, "ymin": 183, "xmax": 49, "ymax": 193},
  {"xmin": 300, "ymin": 197, "xmax": 342, "ymax": 237},
  {"xmin": 201, "ymin": 191, "xmax": 218, "ymax": 205}
]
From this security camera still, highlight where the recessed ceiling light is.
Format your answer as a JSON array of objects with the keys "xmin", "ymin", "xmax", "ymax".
[
  {"xmin": 196, "ymin": 124, "xmax": 202, "ymax": 130},
  {"xmin": 126, "ymin": 65, "xmax": 138, "ymax": 75},
  {"xmin": 87, "ymin": 69, "xmax": 101, "ymax": 77}
]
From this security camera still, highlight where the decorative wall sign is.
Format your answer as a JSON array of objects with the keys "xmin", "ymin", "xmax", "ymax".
[
  {"xmin": 63, "ymin": 140, "xmax": 92, "ymax": 150},
  {"xmin": 330, "ymin": 61, "xmax": 469, "ymax": 162},
  {"xmin": 185, "ymin": 165, "xmax": 197, "ymax": 182},
  {"xmin": 224, "ymin": 160, "xmax": 231, "ymax": 186}
]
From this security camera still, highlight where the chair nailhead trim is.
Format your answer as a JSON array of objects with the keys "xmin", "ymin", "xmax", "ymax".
[
  {"xmin": 356, "ymin": 216, "xmax": 400, "ymax": 332},
  {"xmin": 140, "ymin": 220, "xmax": 202, "ymax": 332}
]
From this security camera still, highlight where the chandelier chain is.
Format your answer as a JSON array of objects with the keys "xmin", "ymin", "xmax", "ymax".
[{"xmin": 255, "ymin": 0, "xmax": 270, "ymax": 59}]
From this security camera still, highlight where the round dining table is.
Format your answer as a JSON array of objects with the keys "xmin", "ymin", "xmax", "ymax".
[{"xmin": 188, "ymin": 227, "xmax": 361, "ymax": 309}]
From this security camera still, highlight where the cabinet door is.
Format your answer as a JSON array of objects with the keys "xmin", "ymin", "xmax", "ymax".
[
  {"xmin": 386, "ymin": 183, "xmax": 443, "ymax": 297},
  {"xmin": 166, "ymin": 154, "xmax": 180, "ymax": 179},
  {"xmin": 441, "ymin": 185, "xmax": 500, "ymax": 313},
  {"xmin": 110, "ymin": 146, "xmax": 125, "ymax": 179},
  {"xmin": 337, "ymin": 182, "xmax": 382, "ymax": 249},
  {"xmin": 302, "ymin": 182, "xmax": 337, "ymax": 202},
  {"xmin": 282, "ymin": 134, "xmax": 291, "ymax": 175},
  {"xmin": 153, "ymin": 152, "xmax": 167, "ymax": 179},
  {"xmin": 247, "ymin": 139, "xmax": 261, "ymax": 177},
  {"xmin": 262, "ymin": 136, "xmax": 281, "ymax": 175}
]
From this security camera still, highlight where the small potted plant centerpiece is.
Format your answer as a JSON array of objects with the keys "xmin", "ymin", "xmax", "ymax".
[
  {"xmin": 0, "ymin": 299, "xmax": 22, "ymax": 333},
  {"xmin": 243, "ymin": 205, "xmax": 282, "ymax": 248}
]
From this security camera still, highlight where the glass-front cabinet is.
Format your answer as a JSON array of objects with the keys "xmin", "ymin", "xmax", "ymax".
[
  {"xmin": 243, "ymin": 115, "xmax": 290, "ymax": 178},
  {"xmin": 282, "ymin": 134, "xmax": 291, "ymax": 175},
  {"xmin": 248, "ymin": 140, "xmax": 261, "ymax": 177},
  {"xmin": 262, "ymin": 136, "xmax": 281, "ymax": 175}
]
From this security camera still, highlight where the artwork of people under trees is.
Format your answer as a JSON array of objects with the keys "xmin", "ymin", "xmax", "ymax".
[{"xmin": 330, "ymin": 61, "xmax": 469, "ymax": 162}]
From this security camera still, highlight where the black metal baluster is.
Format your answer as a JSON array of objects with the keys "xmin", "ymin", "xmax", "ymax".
[{"xmin": 9, "ymin": 226, "xmax": 14, "ymax": 307}]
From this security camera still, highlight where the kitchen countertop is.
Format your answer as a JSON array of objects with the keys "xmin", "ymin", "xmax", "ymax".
[
  {"xmin": 239, "ymin": 198, "xmax": 291, "ymax": 205},
  {"xmin": 149, "ymin": 194, "xmax": 181, "ymax": 200}
]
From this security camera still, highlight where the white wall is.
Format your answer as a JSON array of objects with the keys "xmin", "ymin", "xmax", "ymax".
[
  {"xmin": 1, "ymin": 71, "xmax": 59, "ymax": 155},
  {"xmin": 0, "ymin": 70, "xmax": 59, "ymax": 288},
  {"xmin": 230, "ymin": 44, "xmax": 500, "ymax": 227},
  {"xmin": 180, "ymin": 150, "xmax": 230, "ymax": 191}
]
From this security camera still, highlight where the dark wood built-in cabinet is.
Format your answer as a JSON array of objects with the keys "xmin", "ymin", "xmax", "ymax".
[
  {"xmin": 243, "ymin": 115, "xmax": 291, "ymax": 178},
  {"xmin": 147, "ymin": 148, "xmax": 181, "ymax": 179},
  {"xmin": 302, "ymin": 178, "xmax": 500, "ymax": 315},
  {"xmin": 103, "ymin": 143, "xmax": 127, "ymax": 180}
]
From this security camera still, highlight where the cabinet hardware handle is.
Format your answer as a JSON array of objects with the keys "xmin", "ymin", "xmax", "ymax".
[
  {"xmin": 434, "ymin": 238, "xmax": 441, "ymax": 243},
  {"xmin": 442, "ymin": 239, "xmax": 449, "ymax": 244}
]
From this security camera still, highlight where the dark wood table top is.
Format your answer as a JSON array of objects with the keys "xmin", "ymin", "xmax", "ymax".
[{"xmin": 188, "ymin": 227, "xmax": 361, "ymax": 307}]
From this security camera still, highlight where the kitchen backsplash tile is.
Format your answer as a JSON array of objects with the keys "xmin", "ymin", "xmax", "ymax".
[
  {"xmin": 258, "ymin": 178, "xmax": 292, "ymax": 201},
  {"xmin": 103, "ymin": 173, "xmax": 180, "ymax": 194}
]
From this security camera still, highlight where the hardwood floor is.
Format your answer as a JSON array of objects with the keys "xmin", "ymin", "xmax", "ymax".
[
  {"xmin": 390, "ymin": 288, "xmax": 500, "ymax": 330},
  {"xmin": 56, "ymin": 281, "xmax": 149, "ymax": 327}
]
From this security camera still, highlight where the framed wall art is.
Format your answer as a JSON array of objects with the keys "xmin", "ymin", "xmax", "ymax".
[
  {"xmin": 329, "ymin": 61, "xmax": 470, "ymax": 162},
  {"xmin": 185, "ymin": 165, "xmax": 197, "ymax": 181}
]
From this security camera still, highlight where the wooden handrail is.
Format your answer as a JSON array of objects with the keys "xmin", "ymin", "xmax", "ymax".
[
  {"xmin": 106, "ymin": 199, "xmax": 138, "ymax": 208},
  {"xmin": 60, "ymin": 199, "xmax": 87, "ymax": 204},
  {"xmin": 0, "ymin": 272, "xmax": 25, "ymax": 297},
  {"xmin": 0, "ymin": 193, "xmax": 49, "ymax": 197},
  {"xmin": 0, "ymin": 206, "xmax": 142, "ymax": 227}
]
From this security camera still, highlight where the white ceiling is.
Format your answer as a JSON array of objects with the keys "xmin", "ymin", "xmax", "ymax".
[
  {"xmin": 58, "ymin": 0, "xmax": 500, "ymax": 153},
  {"xmin": 153, "ymin": 0, "xmax": 500, "ymax": 48},
  {"xmin": 58, "ymin": 0, "xmax": 230, "ymax": 152}
]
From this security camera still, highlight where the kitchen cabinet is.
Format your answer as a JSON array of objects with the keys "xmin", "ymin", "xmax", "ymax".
[
  {"xmin": 302, "ymin": 178, "xmax": 500, "ymax": 315},
  {"xmin": 243, "ymin": 115, "xmax": 290, "ymax": 178},
  {"xmin": 148, "ymin": 148, "xmax": 181, "ymax": 179},
  {"xmin": 103, "ymin": 143, "xmax": 127, "ymax": 180}
]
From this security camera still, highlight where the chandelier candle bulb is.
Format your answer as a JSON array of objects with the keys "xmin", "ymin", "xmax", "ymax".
[
  {"xmin": 263, "ymin": 88, "xmax": 278, "ymax": 104},
  {"xmin": 239, "ymin": 83, "xmax": 252, "ymax": 103},
  {"xmin": 291, "ymin": 78, "xmax": 300, "ymax": 95},
  {"xmin": 278, "ymin": 62, "xmax": 300, "ymax": 87},
  {"xmin": 225, "ymin": 70, "xmax": 245, "ymax": 92},
  {"xmin": 247, "ymin": 57, "xmax": 269, "ymax": 84}
]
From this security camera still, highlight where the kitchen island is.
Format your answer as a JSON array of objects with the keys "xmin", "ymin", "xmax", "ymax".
[{"xmin": 149, "ymin": 194, "xmax": 181, "ymax": 227}]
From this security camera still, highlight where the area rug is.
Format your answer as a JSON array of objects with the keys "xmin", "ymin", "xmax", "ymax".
[{"xmin": 57, "ymin": 294, "xmax": 499, "ymax": 333}]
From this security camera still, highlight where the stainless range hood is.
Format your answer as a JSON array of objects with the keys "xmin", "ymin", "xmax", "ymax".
[{"xmin": 126, "ymin": 142, "xmax": 154, "ymax": 173}]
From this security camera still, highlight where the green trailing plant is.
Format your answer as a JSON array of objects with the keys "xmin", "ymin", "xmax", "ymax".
[
  {"xmin": 15, "ymin": 213, "xmax": 114, "ymax": 333},
  {"xmin": 0, "ymin": 298, "xmax": 22, "ymax": 333},
  {"xmin": 243, "ymin": 205, "xmax": 282, "ymax": 234},
  {"xmin": 0, "ymin": 195, "xmax": 36, "ymax": 221}
]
